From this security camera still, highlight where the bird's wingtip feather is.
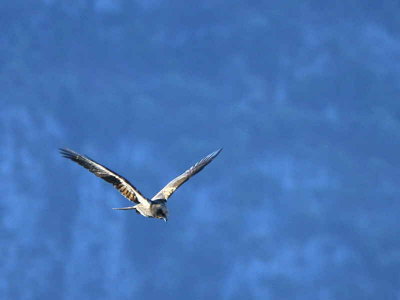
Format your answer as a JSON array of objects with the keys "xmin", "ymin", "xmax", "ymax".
[
  {"xmin": 212, "ymin": 148, "xmax": 223, "ymax": 157},
  {"xmin": 59, "ymin": 148, "xmax": 79, "ymax": 159}
]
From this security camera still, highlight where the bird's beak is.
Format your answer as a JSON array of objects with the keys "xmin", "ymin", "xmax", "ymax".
[{"xmin": 163, "ymin": 217, "xmax": 168, "ymax": 222}]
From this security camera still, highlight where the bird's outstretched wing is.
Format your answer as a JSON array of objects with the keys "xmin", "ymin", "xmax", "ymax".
[
  {"xmin": 59, "ymin": 148, "xmax": 149, "ymax": 206},
  {"xmin": 151, "ymin": 148, "xmax": 222, "ymax": 201}
]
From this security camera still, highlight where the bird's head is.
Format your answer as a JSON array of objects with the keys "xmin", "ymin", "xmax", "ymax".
[
  {"xmin": 156, "ymin": 206, "xmax": 169, "ymax": 222},
  {"xmin": 151, "ymin": 201, "xmax": 169, "ymax": 222}
]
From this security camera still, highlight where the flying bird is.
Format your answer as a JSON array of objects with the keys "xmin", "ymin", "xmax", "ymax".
[{"xmin": 59, "ymin": 148, "xmax": 222, "ymax": 222}]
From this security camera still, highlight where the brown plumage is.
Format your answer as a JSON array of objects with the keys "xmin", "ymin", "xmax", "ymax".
[
  {"xmin": 59, "ymin": 148, "xmax": 222, "ymax": 221},
  {"xmin": 151, "ymin": 149, "xmax": 223, "ymax": 201}
]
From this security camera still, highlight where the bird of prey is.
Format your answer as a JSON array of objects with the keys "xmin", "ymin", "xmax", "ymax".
[{"xmin": 59, "ymin": 148, "xmax": 222, "ymax": 222}]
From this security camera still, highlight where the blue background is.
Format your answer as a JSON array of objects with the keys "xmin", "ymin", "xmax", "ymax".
[{"xmin": 1, "ymin": 1, "xmax": 400, "ymax": 299}]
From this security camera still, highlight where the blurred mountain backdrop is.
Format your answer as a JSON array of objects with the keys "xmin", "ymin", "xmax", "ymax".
[{"xmin": 1, "ymin": 0, "xmax": 400, "ymax": 299}]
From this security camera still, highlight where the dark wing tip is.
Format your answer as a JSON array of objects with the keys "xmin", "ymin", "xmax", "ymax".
[
  {"xmin": 214, "ymin": 148, "xmax": 223, "ymax": 156},
  {"xmin": 59, "ymin": 148, "xmax": 78, "ymax": 159},
  {"xmin": 208, "ymin": 148, "xmax": 223, "ymax": 160}
]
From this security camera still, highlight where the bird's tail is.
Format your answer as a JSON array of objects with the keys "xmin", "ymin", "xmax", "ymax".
[{"xmin": 112, "ymin": 206, "xmax": 136, "ymax": 210}]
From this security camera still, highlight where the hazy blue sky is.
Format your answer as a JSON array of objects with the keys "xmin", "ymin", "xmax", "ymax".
[{"xmin": 1, "ymin": 1, "xmax": 400, "ymax": 299}]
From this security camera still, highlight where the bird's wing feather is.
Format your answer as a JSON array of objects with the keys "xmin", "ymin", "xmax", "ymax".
[
  {"xmin": 59, "ymin": 148, "xmax": 149, "ymax": 206},
  {"xmin": 151, "ymin": 148, "xmax": 222, "ymax": 201}
]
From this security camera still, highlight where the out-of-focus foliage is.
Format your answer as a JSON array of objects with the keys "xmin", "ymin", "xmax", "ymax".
[{"xmin": 1, "ymin": 0, "xmax": 399, "ymax": 299}]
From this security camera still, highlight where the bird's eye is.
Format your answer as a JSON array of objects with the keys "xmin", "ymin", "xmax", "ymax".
[{"xmin": 157, "ymin": 209, "xmax": 164, "ymax": 216}]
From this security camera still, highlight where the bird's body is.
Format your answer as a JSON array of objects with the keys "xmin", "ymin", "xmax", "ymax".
[
  {"xmin": 59, "ymin": 148, "xmax": 222, "ymax": 222},
  {"xmin": 122, "ymin": 199, "xmax": 168, "ymax": 220}
]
